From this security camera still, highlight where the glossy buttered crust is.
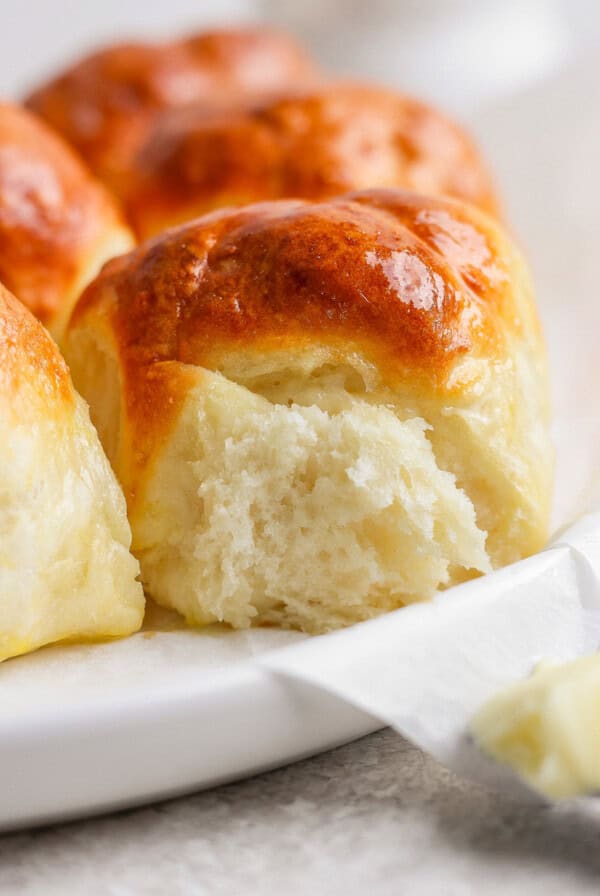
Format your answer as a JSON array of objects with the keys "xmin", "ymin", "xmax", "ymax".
[
  {"xmin": 0, "ymin": 102, "xmax": 133, "ymax": 336},
  {"xmin": 69, "ymin": 189, "xmax": 544, "ymax": 495},
  {"xmin": 125, "ymin": 83, "xmax": 499, "ymax": 238},
  {"xmin": 26, "ymin": 28, "xmax": 319, "ymax": 195},
  {"xmin": 0, "ymin": 284, "xmax": 144, "ymax": 661}
]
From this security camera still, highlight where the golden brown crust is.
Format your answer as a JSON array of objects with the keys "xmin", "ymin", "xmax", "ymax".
[
  {"xmin": 70, "ymin": 190, "xmax": 526, "ymax": 491},
  {"xmin": 0, "ymin": 283, "xmax": 73, "ymax": 410},
  {"xmin": 0, "ymin": 102, "xmax": 130, "ymax": 328},
  {"xmin": 26, "ymin": 28, "xmax": 320, "ymax": 195},
  {"xmin": 125, "ymin": 83, "xmax": 499, "ymax": 238}
]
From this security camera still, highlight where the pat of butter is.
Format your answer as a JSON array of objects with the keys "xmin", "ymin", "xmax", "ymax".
[{"xmin": 472, "ymin": 654, "xmax": 600, "ymax": 799}]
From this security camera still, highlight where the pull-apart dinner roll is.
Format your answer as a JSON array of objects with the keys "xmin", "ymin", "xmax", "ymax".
[
  {"xmin": 26, "ymin": 28, "xmax": 319, "ymax": 197},
  {"xmin": 0, "ymin": 285, "xmax": 144, "ymax": 662},
  {"xmin": 65, "ymin": 190, "xmax": 552, "ymax": 634},
  {"xmin": 125, "ymin": 83, "xmax": 499, "ymax": 239},
  {"xmin": 0, "ymin": 103, "xmax": 133, "ymax": 339}
]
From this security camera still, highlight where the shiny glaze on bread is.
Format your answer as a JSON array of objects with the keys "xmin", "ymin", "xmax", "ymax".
[
  {"xmin": 125, "ymin": 83, "xmax": 499, "ymax": 237},
  {"xmin": 27, "ymin": 28, "xmax": 319, "ymax": 195}
]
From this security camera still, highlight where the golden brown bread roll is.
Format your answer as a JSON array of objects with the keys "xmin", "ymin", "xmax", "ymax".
[
  {"xmin": 64, "ymin": 189, "xmax": 552, "ymax": 634},
  {"xmin": 0, "ymin": 102, "xmax": 133, "ymax": 339},
  {"xmin": 26, "ymin": 28, "xmax": 319, "ymax": 197},
  {"xmin": 124, "ymin": 83, "xmax": 499, "ymax": 239},
  {"xmin": 0, "ymin": 284, "xmax": 144, "ymax": 662}
]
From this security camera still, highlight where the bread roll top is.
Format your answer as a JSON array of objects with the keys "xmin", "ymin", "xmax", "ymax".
[
  {"xmin": 68, "ymin": 189, "xmax": 544, "ymax": 496},
  {"xmin": 26, "ymin": 28, "xmax": 320, "ymax": 194},
  {"xmin": 126, "ymin": 83, "xmax": 499, "ymax": 237}
]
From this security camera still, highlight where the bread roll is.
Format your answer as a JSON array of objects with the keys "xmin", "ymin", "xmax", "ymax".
[
  {"xmin": 26, "ymin": 28, "xmax": 319, "ymax": 197},
  {"xmin": 124, "ymin": 83, "xmax": 499, "ymax": 239},
  {"xmin": 0, "ymin": 284, "xmax": 144, "ymax": 662},
  {"xmin": 0, "ymin": 102, "xmax": 133, "ymax": 339},
  {"xmin": 64, "ymin": 189, "xmax": 551, "ymax": 634}
]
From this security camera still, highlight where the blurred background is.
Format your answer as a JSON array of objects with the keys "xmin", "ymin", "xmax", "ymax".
[{"xmin": 2, "ymin": 0, "xmax": 598, "ymax": 110}]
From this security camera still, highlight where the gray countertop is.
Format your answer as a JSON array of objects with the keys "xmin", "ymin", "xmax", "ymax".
[{"xmin": 1, "ymin": 729, "xmax": 599, "ymax": 895}]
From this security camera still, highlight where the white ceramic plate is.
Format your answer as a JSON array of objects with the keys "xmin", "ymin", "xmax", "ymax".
[
  {"xmin": 0, "ymin": 609, "xmax": 380, "ymax": 830},
  {"xmin": 0, "ymin": 614, "xmax": 379, "ymax": 830}
]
